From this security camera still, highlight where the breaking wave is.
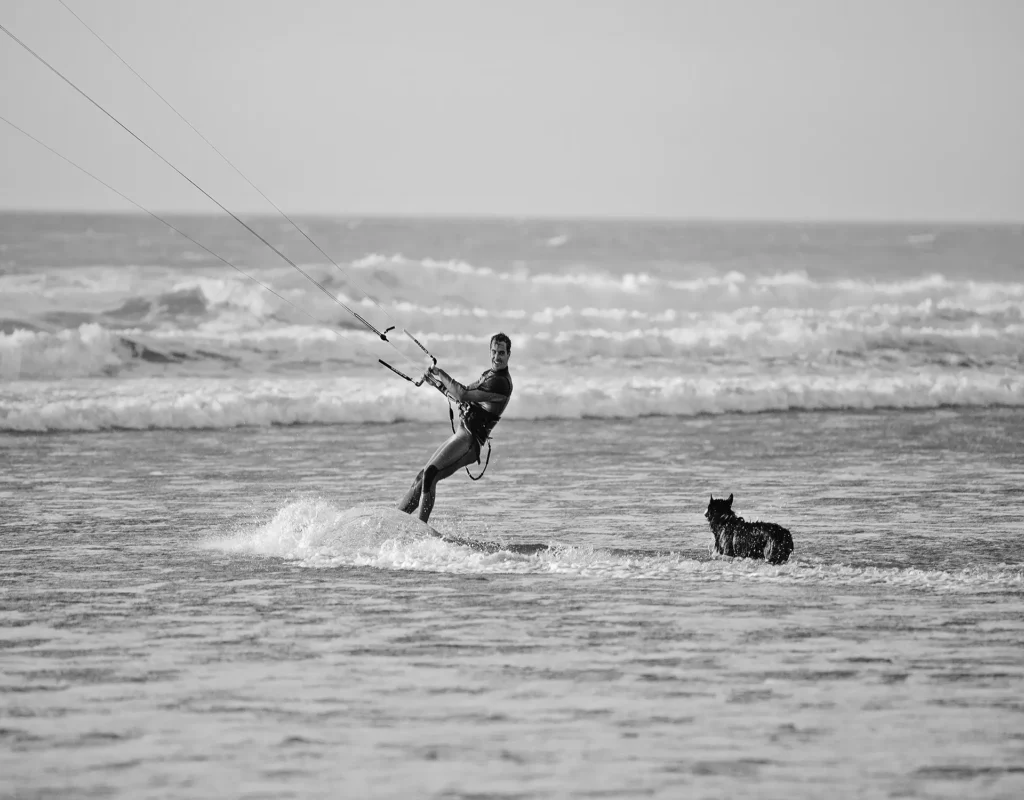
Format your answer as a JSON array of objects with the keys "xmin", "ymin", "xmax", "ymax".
[{"xmin": 2, "ymin": 369, "xmax": 1021, "ymax": 431}]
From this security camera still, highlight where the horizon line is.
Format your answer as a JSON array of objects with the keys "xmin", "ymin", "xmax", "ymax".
[{"xmin": 1, "ymin": 208, "xmax": 1022, "ymax": 227}]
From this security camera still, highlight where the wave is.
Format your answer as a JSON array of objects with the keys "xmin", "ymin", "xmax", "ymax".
[
  {"xmin": 6, "ymin": 249, "xmax": 1024, "ymax": 320},
  {"xmin": 0, "ymin": 320, "xmax": 421, "ymax": 380},
  {"xmin": 2, "ymin": 370, "xmax": 1021, "ymax": 431},
  {"xmin": 210, "ymin": 500, "xmax": 1024, "ymax": 589},
  {"xmin": 0, "ymin": 324, "xmax": 251, "ymax": 379},
  {"xmin": 3, "ymin": 294, "xmax": 1023, "ymax": 381},
  {"xmin": 5, "ymin": 261, "xmax": 1024, "ymax": 341},
  {"xmin": 350, "ymin": 256, "xmax": 1024, "ymax": 305}
]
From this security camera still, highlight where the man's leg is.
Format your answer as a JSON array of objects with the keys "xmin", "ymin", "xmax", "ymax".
[
  {"xmin": 418, "ymin": 428, "xmax": 479, "ymax": 523},
  {"xmin": 397, "ymin": 469, "xmax": 425, "ymax": 514}
]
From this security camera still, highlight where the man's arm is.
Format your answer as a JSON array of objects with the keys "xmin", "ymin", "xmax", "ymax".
[
  {"xmin": 463, "ymin": 388, "xmax": 508, "ymax": 403},
  {"xmin": 429, "ymin": 367, "xmax": 506, "ymax": 404}
]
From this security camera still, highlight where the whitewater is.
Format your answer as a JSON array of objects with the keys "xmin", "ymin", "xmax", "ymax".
[
  {"xmin": 2, "ymin": 214, "xmax": 1023, "ymax": 799},
  {"xmin": 2, "ymin": 216, "xmax": 1022, "ymax": 431}
]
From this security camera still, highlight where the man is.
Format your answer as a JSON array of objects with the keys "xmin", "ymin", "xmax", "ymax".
[{"xmin": 398, "ymin": 332, "xmax": 513, "ymax": 523}]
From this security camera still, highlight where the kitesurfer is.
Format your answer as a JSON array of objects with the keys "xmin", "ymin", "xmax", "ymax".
[{"xmin": 398, "ymin": 332, "xmax": 513, "ymax": 523}]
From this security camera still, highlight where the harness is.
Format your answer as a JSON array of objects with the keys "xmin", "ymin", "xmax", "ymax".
[
  {"xmin": 447, "ymin": 400, "xmax": 492, "ymax": 481},
  {"xmin": 379, "ymin": 357, "xmax": 505, "ymax": 481}
]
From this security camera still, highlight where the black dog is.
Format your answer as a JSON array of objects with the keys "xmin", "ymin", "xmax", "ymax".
[{"xmin": 704, "ymin": 494, "xmax": 794, "ymax": 565}]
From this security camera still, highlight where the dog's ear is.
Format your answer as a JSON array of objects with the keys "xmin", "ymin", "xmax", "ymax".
[{"xmin": 727, "ymin": 493, "xmax": 733, "ymax": 505}]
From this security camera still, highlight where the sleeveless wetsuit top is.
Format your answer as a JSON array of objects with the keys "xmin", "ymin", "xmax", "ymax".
[{"xmin": 460, "ymin": 367, "xmax": 512, "ymax": 445}]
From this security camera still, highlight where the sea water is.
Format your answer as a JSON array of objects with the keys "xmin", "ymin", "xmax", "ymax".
[{"xmin": 2, "ymin": 215, "xmax": 1023, "ymax": 798}]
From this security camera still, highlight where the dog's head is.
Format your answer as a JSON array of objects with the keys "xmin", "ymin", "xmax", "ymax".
[{"xmin": 705, "ymin": 493, "xmax": 734, "ymax": 523}]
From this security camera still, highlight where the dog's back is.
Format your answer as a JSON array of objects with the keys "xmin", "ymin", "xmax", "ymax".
[{"xmin": 705, "ymin": 494, "xmax": 793, "ymax": 565}]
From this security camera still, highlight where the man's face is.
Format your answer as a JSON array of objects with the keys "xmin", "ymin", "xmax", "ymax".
[{"xmin": 490, "ymin": 341, "xmax": 509, "ymax": 370}]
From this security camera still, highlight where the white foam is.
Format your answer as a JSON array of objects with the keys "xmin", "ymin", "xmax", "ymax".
[
  {"xmin": 169, "ymin": 277, "xmax": 278, "ymax": 319},
  {"xmin": 0, "ymin": 323, "xmax": 124, "ymax": 380},
  {"xmin": 3, "ymin": 259, "xmax": 1023, "ymax": 428},
  {"xmin": 213, "ymin": 501, "xmax": 1024, "ymax": 589},
  {"xmin": 216, "ymin": 501, "xmax": 437, "ymax": 561},
  {"xmin": 3, "ymin": 369, "xmax": 1020, "ymax": 432}
]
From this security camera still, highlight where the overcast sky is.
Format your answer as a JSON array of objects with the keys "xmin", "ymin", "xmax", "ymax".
[{"xmin": 1, "ymin": 0, "xmax": 1022, "ymax": 220}]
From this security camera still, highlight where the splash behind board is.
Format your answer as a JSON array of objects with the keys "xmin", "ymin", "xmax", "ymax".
[{"xmin": 339, "ymin": 505, "xmax": 442, "ymax": 542}]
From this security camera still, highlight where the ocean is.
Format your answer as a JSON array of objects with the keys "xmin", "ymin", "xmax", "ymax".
[{"xmin": 1, "ymin": 213, "xmax": 1023, "ymax": 798}]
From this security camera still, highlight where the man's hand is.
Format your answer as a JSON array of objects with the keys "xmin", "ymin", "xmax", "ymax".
[{"xmin": 423, "ymin": 368, "xmax": 447, "ymax": 394}]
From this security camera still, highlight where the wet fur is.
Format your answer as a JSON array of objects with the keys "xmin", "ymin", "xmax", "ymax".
[{"xmin": 705, "ymin": 494, "xmax": 794, "ymax": 565}]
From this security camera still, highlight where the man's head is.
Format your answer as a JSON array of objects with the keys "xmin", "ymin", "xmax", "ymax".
[{"xmin": 490, "ymin": 332, "xmax": 511, "ymax": 370}]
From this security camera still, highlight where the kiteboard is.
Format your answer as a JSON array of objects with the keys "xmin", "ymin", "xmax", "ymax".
[{"xmin": 340, "ymin": 505, "xmax": 549, "ymax": 555}]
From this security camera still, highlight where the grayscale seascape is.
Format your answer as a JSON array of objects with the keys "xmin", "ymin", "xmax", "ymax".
[
  {"xmin": 2, "ymin": 1, "xmax": 1023, "ymax": 797},
  {"xmin": 3, "ymin": 216, "xmax": 1023, "ymax": 798}
]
